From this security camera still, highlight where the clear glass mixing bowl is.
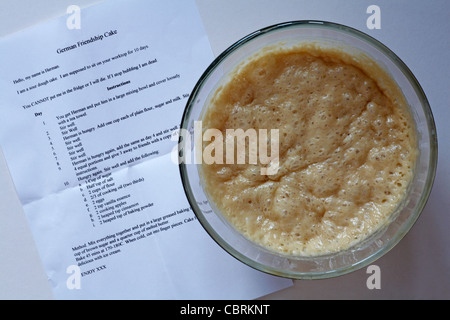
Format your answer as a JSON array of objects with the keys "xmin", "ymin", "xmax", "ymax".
[{"xmin": 178, "ymin": 21, "xmax": 437, "ymax": 279}]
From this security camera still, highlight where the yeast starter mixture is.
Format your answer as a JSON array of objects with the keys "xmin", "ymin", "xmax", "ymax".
[{"xmin": 200, "ymin": 44, "xmax": 417, "ymax": 256}]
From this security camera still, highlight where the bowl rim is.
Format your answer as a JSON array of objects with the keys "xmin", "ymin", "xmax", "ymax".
[{"xmin": 178, "ymin": 20, "xmax": 438, "ymax": 279}]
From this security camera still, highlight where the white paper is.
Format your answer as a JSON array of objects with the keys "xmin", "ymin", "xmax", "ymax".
[{"xmin": 0, "ymin": 0, "xmax": 292, "ymax": 299}]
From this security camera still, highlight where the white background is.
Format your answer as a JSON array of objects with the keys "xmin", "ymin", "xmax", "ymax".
[{"xmin": 0, "ymin": 0, "xmax": 449, "ymax": 299}]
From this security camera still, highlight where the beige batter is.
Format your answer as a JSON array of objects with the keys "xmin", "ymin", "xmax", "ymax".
[{"xmin": 200, "ymin": 44, "xmax": 417, "ymax": 256}]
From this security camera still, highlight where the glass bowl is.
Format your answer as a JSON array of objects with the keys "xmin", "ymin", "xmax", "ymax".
[{"xmin": 178, "ymin": 21, "xmax": 437, "ymax": 279}]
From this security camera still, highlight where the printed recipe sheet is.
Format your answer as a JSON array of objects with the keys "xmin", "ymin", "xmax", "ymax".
[{"xmin": 0, "ymin": 0, "xmax": 292, "ymax": 299}]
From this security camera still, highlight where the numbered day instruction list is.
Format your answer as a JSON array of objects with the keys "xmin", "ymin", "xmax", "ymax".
[{"xmin": 0, "ymin": 0, "xmax": 291, "ymax": 299}]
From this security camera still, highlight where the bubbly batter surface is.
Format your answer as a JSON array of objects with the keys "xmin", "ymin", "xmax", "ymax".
[{"xmin": 201, "ymin": 44, "xmax": 417, "ymax": 256}]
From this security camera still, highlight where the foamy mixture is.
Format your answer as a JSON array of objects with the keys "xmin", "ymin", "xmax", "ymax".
[{"xmin": 200, "ymin": 44, "xmax": 417, "ymax": 256}]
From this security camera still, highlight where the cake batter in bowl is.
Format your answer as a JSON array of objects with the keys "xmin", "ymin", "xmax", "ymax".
[{"xmin": 179, "ymin": 21, "xmax": 437, "ymax": 279}]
